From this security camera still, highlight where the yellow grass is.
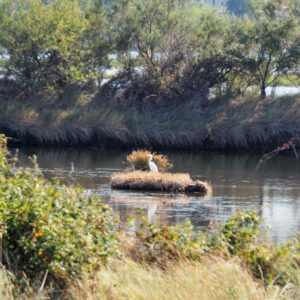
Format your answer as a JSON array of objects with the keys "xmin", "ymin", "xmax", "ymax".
[
  {"xmin": 0, "ymin": 257, "xmax": 297, "ymax": 300},
  {"xmin": 66, "ymin": 257, "xmax": 286, "ymax": 300},
  {"xmin": 111, "ymin": 171, "xmax": 212, "ymax": 195},
  {"xmin": 126, "ymin": 150, "xmax": 173, "ymax": 172}
]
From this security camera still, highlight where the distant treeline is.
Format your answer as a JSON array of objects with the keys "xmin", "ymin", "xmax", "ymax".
[{"xmin": 0, "ymin": 0, "xmax": 299, "ymax": 100}]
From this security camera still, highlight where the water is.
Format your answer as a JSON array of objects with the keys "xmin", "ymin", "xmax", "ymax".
[
  {"xmin": 15, "ymin": 147, "xmax": 300, "ymax": 243},
  {"xmin": 265, "ymin": 86, "xmax": 300, "ymax": 97}
]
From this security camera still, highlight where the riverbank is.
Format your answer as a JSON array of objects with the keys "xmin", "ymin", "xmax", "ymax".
[{"xmin": 0, "ymin": 91, "xmax": 299, "ymax": 152}]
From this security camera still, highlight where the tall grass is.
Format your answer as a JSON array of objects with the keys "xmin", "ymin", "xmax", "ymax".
[
  {"xmin": 0, "ymin": 257, "xmax": 297, "ymax": 300},
  {"xmin": 67, "ymin": 258, "xmax": 269, "ymax": 300},
  {"xmin": 0, "ymin": 92, "xmax": 299, "ymax": 151}
]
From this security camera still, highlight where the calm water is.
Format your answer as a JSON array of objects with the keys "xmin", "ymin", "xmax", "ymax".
[{"xmin": 15, "ymin": 147, "xmax": 300, "ymax": 243}]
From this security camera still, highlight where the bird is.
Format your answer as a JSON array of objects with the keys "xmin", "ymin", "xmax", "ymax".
[{"xmin": 148, "ymin": 154, "xmax": 158, "ymax": 172}]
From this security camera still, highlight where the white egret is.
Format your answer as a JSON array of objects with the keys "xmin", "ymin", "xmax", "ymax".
[{"xmin": 148, "ymin": 154, "xmax": 158, "ymax": 172}]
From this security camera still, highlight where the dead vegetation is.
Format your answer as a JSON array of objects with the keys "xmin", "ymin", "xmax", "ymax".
[
  {"xmin": 0, "ymin": 92, "xmax": 299, "ymax": 152},
  {"xmin": 111, "ymin": 171, "xmax": 212, "ymax": 195},
  {"xmin": 126, "ymin": 150, "xmax": 173, "ymax": 172}
]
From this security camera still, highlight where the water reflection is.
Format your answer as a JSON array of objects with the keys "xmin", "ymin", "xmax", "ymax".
[{"xmin": 15, "ymin": 147, "xmax": 300, "ymax": 243}]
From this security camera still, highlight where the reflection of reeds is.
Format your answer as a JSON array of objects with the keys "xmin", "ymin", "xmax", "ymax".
[{"xmin": 111, "ymin": 171, "xmax": 212, "ymax": 195}]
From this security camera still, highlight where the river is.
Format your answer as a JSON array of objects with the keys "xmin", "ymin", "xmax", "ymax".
[{"xmin": 15, "ymin": 147, "xmax": 300, "ymax": 244}]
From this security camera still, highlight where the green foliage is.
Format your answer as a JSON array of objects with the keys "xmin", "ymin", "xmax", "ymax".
[
  {"xmin": 0, "ymin": 135, "xmax": 119, "ymax": 284},
  {"xmin": 132, "ymin": 217, "xmax": 207, "ymax": 265},
  {"xmin": 0, "ymin": 0, "xmax": 97, "ymax": 92},
  {"xmin": 235, "ymin": 0, "xmax": 300, "ymax": 96},
  {"xmin": 0, "ymin": 0, "xmax": 299, "ymax": 99},
  {"xmin": 132, "ymin": 209, "xmax": 300, "ymax": 287},
  {"xmin": 126, "ymin": 150, "xmax": 173, "ymax": 172},
  {"xmin": 211, "ymin": 210, "xmax": 300, "ymax": 286},
  {"xmin": 109, "ymin": 0, "xmax": 195, "ymax": 101},
  {"xmin": 218, "ymin": 210, "xmax": 260, "ymax": 254}
]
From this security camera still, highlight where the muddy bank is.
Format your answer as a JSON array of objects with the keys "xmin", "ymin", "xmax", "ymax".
[{"xmin": 1, "ymin": 120, "xmax": 299, "ymax": 152}]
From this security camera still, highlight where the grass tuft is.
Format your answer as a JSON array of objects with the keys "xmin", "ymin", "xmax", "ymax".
[{"xmin": 126, "ymin": 150, "xmax": 173, "ymax": 172}]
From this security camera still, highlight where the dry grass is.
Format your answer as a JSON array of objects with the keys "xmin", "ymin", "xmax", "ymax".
[
  {"xmin": 0, "ymin": 257, "xmax": 298, "ymax": 300},
  {"xmin": 126, "ymin": 150, "xmax": 173, "ymax": 172},
  {"xmin": 111, "ymin": 171, "xmax": 212, "ymax": 195},
  {"xmin": 66, "ymin": 257, "xmax": 281, "ymax": 300},
  {"xmin": 0, "ymin": 92, "xmax": 300, "ymax": 151}
]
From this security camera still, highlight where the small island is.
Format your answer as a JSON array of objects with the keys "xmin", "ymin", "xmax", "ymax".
[{"xmin": 111, "ymin": 151, "xmax": 212, "ymax": 196}]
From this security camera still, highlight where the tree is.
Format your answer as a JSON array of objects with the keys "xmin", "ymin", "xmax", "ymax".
[
  {"xmin": 226, "ymin": 0, "xmax": 250, "ymax": 17},
  {"xmin": 0, "ymin": 0, "xmax": 95, "ymax": 93},
  {"xmin": 107, "ymin": 0, "xmax": 238, "ymax": 102},
  {"xmin": 107, "ymin": 0, "xmax": 196, "ymax": 102},
  {"xmin": 232, "ymin": 0, "xmax": 300, "ymax": 96}
]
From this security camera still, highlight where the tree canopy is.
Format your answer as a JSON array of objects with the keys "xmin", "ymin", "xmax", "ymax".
[{"xmin": 0, "ymin": 0, "xmax": 298, "ymax": 99}]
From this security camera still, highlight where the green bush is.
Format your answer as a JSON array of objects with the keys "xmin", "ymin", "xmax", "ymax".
[
  {"xmin": 0, "ymin": 135, "xmax": 119, "ymax": 284},
  {"xmin": 218, "ymin": 210, "xmax": 261, "ymax": 254},
  {"xmin": 211, "ymin": 210, "xmax": 300, "ymax": 286},
  {"xmin": 130, "ymin": 210, "xmax": 300, "ymax": 287},
  {"xmin": 127, "ymin": 215, "xmax": 207, "ymax": 266}
]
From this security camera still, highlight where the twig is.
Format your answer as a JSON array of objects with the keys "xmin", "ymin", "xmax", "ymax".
[
  {"xmin": 255, "ymin": 137, "xmax": 298, "ymax": 171},
  {"xmin": 39, "ymin": 269, "xmax": 49, "ymax": 294}
]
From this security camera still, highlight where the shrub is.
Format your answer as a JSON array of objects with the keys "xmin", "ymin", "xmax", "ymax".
[
  {"xmin": 129, "ymin": 210, "xmax": 300, "ymax": 288},
  {"xmin": 126, "ymin": 150, "xmax": 173, "ymax": 172},
  {"xmin": 0, "ymin": 135, "xmax": 119, "ymax": 285},
  {"xmin": 211, "ymin": 210, "xmax": 300, "ymax": 286},
  {"xmin": 128, "ymin": 217, "xmax": 207, "ymax": 266},
  {"xmin": 217, "ymin": 210, "xmax": 261, "ymax": 254}
]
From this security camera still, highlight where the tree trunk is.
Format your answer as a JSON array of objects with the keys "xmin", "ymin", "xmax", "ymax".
[{"xmin": 260, "ymin": 83, "xmax": 266, "ymax": 97}]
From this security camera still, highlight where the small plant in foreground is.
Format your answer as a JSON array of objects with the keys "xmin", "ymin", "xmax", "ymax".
[{"xmin": 126, "ymin": 150, "xmax": 173, "ymax": 172}]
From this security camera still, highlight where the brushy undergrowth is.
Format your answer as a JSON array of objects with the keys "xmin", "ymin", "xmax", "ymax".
[
  {"xmin": 0, "ymin": 135, "xmax": 299, "ymax": 299},
  {"xmin": 126, "ymin": 150, "xmax": 173, "ymax": 172},
  {"xmin": 0, "ymin": 135, "xmax": 119, "ymax": 286}
]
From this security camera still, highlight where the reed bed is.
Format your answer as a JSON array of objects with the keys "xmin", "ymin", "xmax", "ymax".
[
  {"xmin": 0, "ymin": 93, "xmax": 300, "ymax": 151},
  {"xmin": 1, "ymin": 94, "xmax": 300, "ymax": 152},
  {"xmin": 111, "ymin": 171, "xmax": 212, "ymax": 195}
]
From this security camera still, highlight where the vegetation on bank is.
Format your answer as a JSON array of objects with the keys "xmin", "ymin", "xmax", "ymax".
[
  {"xmin": 1, "ymin": 92, "xmax": 299, "ymax": 151},
  {"xmin": 0, "ymin": 134, "xmax": 300, "ymax": 298},
  {"xmin": 0, "ymin": 0, "xmax": 299, "ymax": 100},
  {"xmin": 0, "ymin": 0, "xmax": 299, "ymax": 150}
]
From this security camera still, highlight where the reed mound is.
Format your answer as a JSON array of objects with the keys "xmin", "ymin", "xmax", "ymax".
[{"xmin": 111, "ymin": 171, "xmax": 212, "ymax": 195}]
